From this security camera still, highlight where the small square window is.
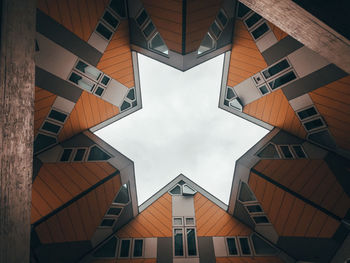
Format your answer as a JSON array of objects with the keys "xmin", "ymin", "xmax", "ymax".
[
  {"xmin": 252, "ymin": 215, "xmax": 269, "ymax": 224},
  {"xmin": 48, "ymin": 109, "xmax": 67, "ymax": 123},
  {"xmin": 246, "ymin": 204, "xmax": 263, "ymax": 213},
  {"xmin": 107, "ymin": 207, "xmax": 122, "ymax": 216},
  {"xmin": 173, "ymin": 217, "xmax": 183, "ymax": 226},
  {"xmin": 95, "ymin": 86, "xmax": 105, "ymax": 96},
  {"xmin": 96, "ymin": 23, "xmax": 113, "ymax": 40},
  {"xmin": 41, "ymin": 121, "xmax": 61, "ymax": 134},
  {"xmin": 258, "ymin": 85, "xmax": 269, "ymax": 95},
  {"xmin": 226, "ymin": 237, "xmax": 238, "ymax": 255},
  {"xmin": 244, "ymin": 12, "xmax": 262, "ymax": 29},
  {"xmin": 102, "ymin": 10, "xmax": 119, "ymax": 29},
  {"xmin": 100, "ymin": 218, "xmax": 115, "ymax": 227},
  {"xmin": 100, "ymin": 75, "xmax": 111, "ymax": 86},
  {"xmin": 251, "ymin": 22, "xmax": 269, "ymax": 40},
  {"xmin": 238, "ymin": 237, "xmax": 252, "ymax": 255},
  {"xmin": 303, "ymin": 117, "xmax": 325, "ymax": 131},
  {"xmin": 185, "ymin": 217, "xmax": 195, "ymax": 226}
]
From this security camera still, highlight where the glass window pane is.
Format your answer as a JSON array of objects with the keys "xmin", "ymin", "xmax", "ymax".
[
  {"xmin": 246, "ymin": 204, "xmax": 263, "ymax": 213},
  {"xmin": 42, "ymin": 121, "xmax": 61, "ymax": 134},
  {"xmin": 262, "ymin": 59, "xmax": 290, "ymax": 79},
  {"xmin": 174, "ymin": 217, "xmax": 183, "ymax": 226},
  {"xmin": 187, "ymin": 228, "xmax": 197, "ymax": 256},
  {"xmin": 253, "ymin": 215, "xmax": 269, "ymax": 224},
  {"xmin": 259, "ymin": 85, "xmax": 269, "ymax": 95},
  {"xmin": 143, "ymin": 22, "xmax": 155, "ymax": 37},
  {"xmin": 292, "ymin": 145, "xmax": 306, "ymax": 158},
  {"xmin": 280, "ymin": 145, "xmax": 293, "ymax": 158},
  {"xmin": 69, "ymin": 72, "xmax": 95, "ymax": 92},
  {"xmin": 237, "ymin": 2, "xmax": 250, "ymax": 18},
  {"xmin": 127, "ymin": 89, "xmax": 135, "ymax": 100},
  {"xmin": 100, "ymin": 218, "xmax": 115, "ymax": 227},
  {"xmin": 304, "ymin": 118, "xmax": 324, "ymax": 131},
  {"xmin": 185, "ymin": 218, "xmax": 195, "ymax": 226},
  {"xmin": 95, "ymin": 87, "xmax": 104, "ymax": 96},
  {"xmin": 133, "ymin": 239, "xmax": 143, "ymax": 257},
  {"xmin": 110, "ymin": 0, "xmax": 126, "ymax": 18},
  {"xmin": 238, "ymin": 182, "xmax": 256, "ymax": 202},
  {"xmin": 48, "ymin": 109, "xmax": 67, "ymax": 123},
  {"xmin": 245, "ymin": 13, "xmax": 262, "ymax": 28},
  {"xmin": 217, "ymin": 10, "xmax": 227, "ymax": 27},
  {"xmin": 75, "ymin": 61, "xmax": 101, "ymax": 81},
  {"xmin": 170, "ymin": 185, "xmax": 181, "ymax": 195},
  {"xmin": 226, "ymin": 88, "xmax": 235, "ymax": 100},
  {"xmin": 96, "ymin": 23, "xmax": 113, "ymax": 40},
  {"xmin": 239, "ymin": 237, "xmax": 251, "ymax": 255},
  {"xmin": 210, "ymin": 22, "xmax": 221, "ymax": 38},
  {"xmin": 101, "ymin": 75, "xmax": 110, "ymax": 86},
  {"xmin": 251, "ymin": 22, "xmax": 269, "ymax": 40},
  {"xmin": 198, "ymin": 33, "xmax": 215, "ymax": 54},
  {"xmin": 297, "ymin": 106, "xmax": 317, "ymax": 120},
  {"xmin": 74, "ymin": 148, "xmax": 86, "ymax": 161},
  {"xmin": 174, "ymin": 229, "xmax": 184, "ymax": 256},
  {"xmin": 88, "ymin": 146, "xmax": 111, "ymax": 161},
  {"xmin": 114, "ymin": 184, "xmax": 129, "ymax": 204},
  {"xmin": 121, "ymin": 100, "xmax": 131, "ymax": 111},
  {"xmin": 34, "ymin": 133, "xmax": 57, "ymax": 153},
  {"xmin": 107, "ymin": 207, "xmax": 122, "ymax": 216},
  {"xmin": 136, "ymin": 10, "xmax": 148, "ymax": 26},
  {"xmin": 103, "ymin": 10, "xmax": 119, "ymax": 29},
  {"xmin": 183, "ymin": 185, "xmax": 196, "ymax": 195},
  {"xmin": 150, "ymin": 33, "xmax": 168, "ymax": 54},
  {"xmin": 120, "ymin": 240, "xmax": 131, "ymax": 257},
  {"xmin": 226, "ymin": 238, "xmax": 238, "ymax": 255},
  {"xmin": 60, "ymin": 149, "xmax": 73, "ymax": 162},
  {"xmin": 257, "ymin": 143, "xmax": 280, "ymax": 159},
  {"xmin": 268, "ymin": 71, "xmax": 297, "ymax": 90}
]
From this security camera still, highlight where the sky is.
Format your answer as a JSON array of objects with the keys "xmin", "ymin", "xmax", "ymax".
[{"xmin": 96, "ymin": 53, "xmax": 269, "ymax": 205}]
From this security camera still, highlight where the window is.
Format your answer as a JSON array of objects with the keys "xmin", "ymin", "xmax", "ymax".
[
  {"xmin": 114, "ymin": 184, "xmax": 130, "ymax": 204},
  {"xmin": 69, "ymin": 72, "xmax": 95, "ymax": 92},
  {"xmin": 75, "ymin": 60, "xmax": 102, "ymax": 81},
  {"xmin": 186, "ymin": 228, "xmax": 197, "ymax": 256},
  {"xmin": 41, "ymin": 121, "xmax": 61, "ymax": 135},
  {"xmin": 268, "ymin": 70, "xmax": 297, "ymax": 90},
  {"xmin": 303, "ymin": 117, "xmax": 326, "ymax": 132},
  {"xmin": 34, "ymin": 133, "xmax": 57, "ymax": 153},
  {"xmin": 149, "ymin": 33, "xmax": 168, "ymax": 55},
  {"xmin": 102, "ymin": 10, "xmax": 119, "ymax": 30},
  {"xmin": 226, "ymin": 237, "xmax": 239, "ymax": 255},
  {"xmin": 237, "ymin": 2, "xmax": 251, "ymax": 19},
  {"xmin": 244, "ymin": 13, "xmax": 262, "ymax": 29},
  {"xmin": 279, "ymin": 145, "xmax": 293, "ymax": 159},
  {"xmin": 169, "ymin": 185, "xmax": 182, "ymax": 195},
  {"xmin": 228, "ymin": 98, "xmax": 243, "ymax": 111},
  {"xmin": 292, "ymin": 145, "xmax": 307, "ymax": 158},
  {"xmin": 106, "ymin": 206, "xmax": 123, "ymax": 216},
  {"xmin": 174, "ymin": 228, "xmax": 184, "ymax": 256},
  {"xmin": 245, "ymin": 204, "xmax": 263, "ymax": 213},
  {"xmin": 60, "ymin": 148, "xmax": 73, "ymax": 162},
  {"xmin": 100, "ymin": 75, "xmax": 111, "ymax": 86},
  {"xmin": 109, "ymin": 0, "xmax": 126, "ymax": 18},
  {"xmin": 93, "ymin": 236, "xmax": 118, "ymax": 258},
  {"xmin": 94, "ymin": 86, "xmax": 105, "ymax": 97},
  {"xmin": 210, "ymin": 21, "xmax": 222, "ymax": 39},
  {"xmin": 217, "ymin": 9, "xmax": 228, "ymax": 27},
  {"xmin": 119, "ymin": 239, "xmax": 131, "ymax": 258},
  {"xmin": 88, "ymin": 145, "xmax": 111, "ymax": 161},
  {"xmin": 252, "ymin": 215, "xmax": 269, "ymax": 224},
  {"xmin": 185, "ymin": 217, "xmax": 195, "ymax": 226},
  {"xmin": 100, "ymin": 218, "xmax": 116, "ymax": 227},
  {"xmin": 198, "ymin": 32, "xmax": 215, "ymax": 54},
  {"xmin": 258, "ymin": 85, "xmax": 270, "ymax": 95},
  {"xmin": 73, "ymin": 148, "xmax": 86, "ymax": 161},
  {"xmin": 96, "ymin": 22, "xmax": 113, "ymax": 40},
  {"xmin": 297, "ymin": 106, "xmax": 318, "ymax": 121},
  {"xmin": 143, "ymin": 21, "xmax": 155, "ymax": 38},
  {"xmin": 183, "ymin": 184, "xmax": 196, "ymax": 195},
  {"xmin": 238, "ymin": 182, "xmax": 256, "ymax": 202},
  {"xmin": 173, "ymin": 217, "xmax": 183, "ymax": 226},
  {"xmin": 133, "ymin": 239, "xmax": 143, "ymax": 257},
  {"xmin": 136, "ymin": 9, "xmax": 148, "ymax": 27},
  {"xmin": 226, "ymin": 87, "xmax": 236, "ymax": 100},
  {"xmin": 238, "ymin": 237, "xmax": 252, "ymax": 255},
  {"xmin": 257, "ymin": 143, "xmax": 280, "ymax": 159},
  {"xmin": 251, "ymin": 22, "xmax": 269, "ymax": 40},
  {"xmin": 48, "ymin": 109, "xmax": 67, "ymax": 123},
  {"xmin": 262, "ymin": 59, "xmax": 290, "ymax": 80}
]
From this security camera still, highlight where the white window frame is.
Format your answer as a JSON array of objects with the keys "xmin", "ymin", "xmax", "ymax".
[
  {"xmin": 47, "ymin": 107, "xmax": 69, "ymax": 125},
  {"xmin": 296, "ymin": 105, "xmax": 320, "ymax": 122},
  {"xmin": 244, "ymin": 203, "xmax": 264, "ymax": 215},
  {"xmin": 39, "ymin": 120, "xmax": 63, "ymax": 136},
  {"xmin": 251, "ymin": 214, "xmax": 271, "ymax": 225},
  {"xmin": 257, "ymin": 84, "xmax": 271, "ymax": 96},
  {"xmin": 131, "ymin": 238, "xmax": 145, "ymax": 258},
  {"xmin": 104, "ymin": 205, "xmax": 124, "ymax": 218},
  {"xmin": 184, "ymin": 227, "xmax": 199, "ymax": 257},
  {"xmin": 94, "ymin": 21, "xmax": 114, "ymax": 41},
  {"xmin": 68, "ymin": 70, "xmax": 97, "ymax": 93},
  {"xmin": 260, "ymin": 58, "xmax": 292, "ymax": 82},
  {"xmin": 101, "ymin": 9, "xmax": 120, "ymax": 31},
  {"xmin": 71, "ymin": 147, "xmax": 88, "ymax": 162},
  {"xmin": 118, "ymin": 238, "xmax": 132, "ymax": 258},
  {"xmin": 184, "ymin": 217, "xmax": 196, "ymax": 227},
  {"xmin": 248, "ymin": 20, "xmax": 271, "ymax": 41},
  {"xmin": 267, "ymin": 68, "xmax": 298, "ymax": 91},
  {"xmin": 278, "ymin": 145, "xmax": 295, "ymax": 159},
  {"xmin": 225, "ymin": 236, "xmax": 239, "ymax": 256},
  {"xmin": 302, "ymin": 116, "xmax": 327, "ymax": 132},
  {"xmin": 216, "ymin": 8, "xmax": 228, "ymax": 28},
  {"xmin": 243, "ymin": 12, "xmax": 263, "ymax": 30},
  {"xmin": 168, "ymin": 184, "xmax": 183, "ymax": 196},
  {"xmin": 237, "ymin": 236, "xmax": 253, "ymax": 256},
  {"xmin": 173, "ymin": 217, "xmax": 184, "ymax": 226},
  {"xmin": 291, "ymin": 144, "xmax": 307, "ymax": 158},
  {"xmin": 59, "ymin": 148, "xmax": 74, "ymax": 162},
  {"xmin": 99, "ymin": 217, "xmax": 117, "ymax": 228},
  {"xmin": 173, "ymin": 227, "xmax": 185, "ymax": 258},
  {"xmin": 209, "ymin": 20, "xmax": 223, "ymax": 40}
]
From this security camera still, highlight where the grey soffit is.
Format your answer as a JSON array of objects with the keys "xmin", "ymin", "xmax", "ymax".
[
  {"xmin": 262, "ymin": 36, "xmax": 304, "ymax": 66},
  {"xmin": 198, "ymin": 237, "xmax": 216, "ymax": 263},
  {"xmin": 35, "ymin": 66, "xmax": 82, "ymax": 103},
  {"xmin": 36, "ymin": 9, "xmax": 102, "ymax": 66},
  {"xmin": 157, "ymin": 237, "xmax": 173, "ymax": 263},
  {"xmin": 282, "ymin": 63, "xmax": 347, "ymax": 100}
]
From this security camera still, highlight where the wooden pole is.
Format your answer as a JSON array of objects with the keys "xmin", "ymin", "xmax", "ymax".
[{"xmin": 0, "ymin": 0, "xmax": 36, "ymax": 262}]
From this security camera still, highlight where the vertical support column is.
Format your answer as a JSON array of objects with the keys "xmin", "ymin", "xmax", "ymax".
[{"xmin": 0, "ymin": 0, "xmax": 36, "ymax": 262}]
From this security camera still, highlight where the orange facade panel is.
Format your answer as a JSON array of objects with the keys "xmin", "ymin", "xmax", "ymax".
[
  {"xmin": 35, "ymin": 174, "xmax": 121, "ymax": 243},
  {"xmin": 58, "ymin": 91, "xmax": 119, "ymax": 142},
  {"xmin": 227, "ymin": 20, "xmax": 267, "ymax": 87},
  {"xmin": 117, "ymin": 193, "xmax": 173, "ymax": 238},
  {"xmin": 34, "ymin": 87, "xmax": 57, "ymax": 137},
  {"xmin": 31, "ymin": 162, "xmax": 118, "ymax": 224},
  {"xmin": 243, "ymin": 89, "xmax": 307, "ymax": 139},
  {"xmin": 194, "ymin": 193, "xmax": 252, "ymax": 237},
  {"xmin": 309, "ymin": 75, "xmax": 350, "ymax": 150},
  {"xmin": 37, "ymin": 0, "xmax": 108, "ymax": 41},
  {"xmin": 253, "ymin": 159, "xmax": 350, "ymax": 218},
  {"xmin": 268, "ymin": 21, "xmax": 288, "ymax": 41},
  {"xmin": 186, "ymin": 0, "xmax": 222, "ymax": 53},
  {"xmin": 142, "ymin": 0, "xmax": 183, "ymax": 54},
  {"xmin": 96, "ymin": 20, "xmax": 135, "ymax": 88},
  {"xmin": 248, "ymin": 171, "xmax": 340, "ymax": 238}
]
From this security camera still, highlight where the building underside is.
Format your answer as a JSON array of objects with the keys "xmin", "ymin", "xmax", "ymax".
[{"xmin": 0, "ymin": 0, "xmax": 350, "ymax": 262}]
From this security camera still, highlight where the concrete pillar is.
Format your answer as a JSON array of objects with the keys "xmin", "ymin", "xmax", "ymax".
[
  {"xmin": 0, "ymin": 0, "xmax": 36, "ymax": 262},
  {"xmin": 239, "ymin": 0, "xmax": 350, "ymax": 74}
]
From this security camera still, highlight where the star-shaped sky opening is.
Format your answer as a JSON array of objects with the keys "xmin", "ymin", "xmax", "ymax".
[{"xmin": 95, "ymin": 53, "xmax": 269, "ymax": 205}]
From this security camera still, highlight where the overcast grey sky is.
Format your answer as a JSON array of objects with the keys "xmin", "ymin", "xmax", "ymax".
[{"xmin": 96, "ymin": 53, "xmax": 268, "ymax": 205}]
